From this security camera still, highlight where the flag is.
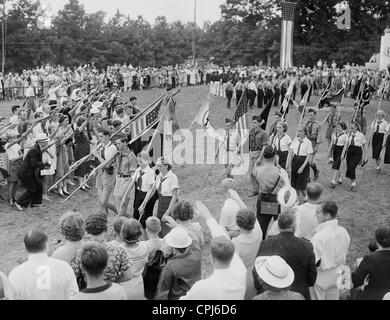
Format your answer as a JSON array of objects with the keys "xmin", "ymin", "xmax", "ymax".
[
  {"xmin": 336, "ymin": 4, "xmax": 351, "ymax": 30},
  {"xmin": 260, "ymin": 95, "xmax": 275, "ymax": 131},
  {"xmin": 280, "ymin": 77, "xmax": 296, "ymax": 115},
  {"xmin": 317, "ymin": 83, "xmax": 331, "ymax": 109},
  {"xmin": 194, "ymin": 95, "xmax": 212, "ymax": 129},
  {"xmin": 352, "ymin": 76, "xmax": 363, "ymax": 100},
  {"xmin": 280, "ymin": 2, "xmax": 297, "ymax": 69},
  {"xmin": 128, "ymin": 98, "xmax": 164, "ymax": 156},
  {"xmin": 326, "ymin": 88, "xmax": 345, "ymax": 104},
  {"xmin": 194, "ymin": 95, "xmax": 223, "ymax": 141},
  {"xmin": 233, "ymin": 88, "xmax": 249, "ymax": 140}
]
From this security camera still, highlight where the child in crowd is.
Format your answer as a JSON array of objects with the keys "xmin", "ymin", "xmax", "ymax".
[{"xmin": 5, "ymin": 130, "xmax": 22, "ymax": 206}]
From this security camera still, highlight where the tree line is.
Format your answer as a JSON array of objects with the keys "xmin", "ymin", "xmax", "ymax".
[{"xmin": 3, "ymin": 0, "xmax": 390, "ymax": 73}]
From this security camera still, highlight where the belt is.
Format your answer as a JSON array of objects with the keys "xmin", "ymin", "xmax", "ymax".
[{"xmin": 117, "ymin": 173, "xmax": 131, "ymax": 178}]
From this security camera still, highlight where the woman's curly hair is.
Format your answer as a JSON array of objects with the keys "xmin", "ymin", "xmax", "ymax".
[{"xmin": 59, "ymin": 212, "xmax": 85, "ymax": 241}]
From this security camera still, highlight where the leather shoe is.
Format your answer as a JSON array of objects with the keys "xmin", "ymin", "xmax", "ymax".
[
  {"xmin": 249, "ymin": 193, "xmax": 258, "ymax": 197},
  {"xmin": 15, "ymin": 202, "xmax": 25, "ymax": 211},
  {"xmin": 330, "ymin": 183, "xmax": 336, "ymax": 189},
  {"xmin": 351, "ymin": 186, "xmax": 356, "ymax": 192}
]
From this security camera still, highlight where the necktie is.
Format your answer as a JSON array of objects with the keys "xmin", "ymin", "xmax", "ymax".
[
  {"xmin": 351, "ymin": 134, "xmax": 355, "ymax": 146},
  {"xmin": 278, "ymin": 135, "xmax": 282, "ymax": 151},
  {"xmin": 297, "ymin": 140, "xmax": 303, "ymax": 156},
  {"xmin": 136, "ymin": 171, "xmax": 145, "ymax": 190},
  {"xmin": 227, "ymin": 130, "xmax": 230, "ymax": 152},
  {"xmin": 100, "ymin": 146, "xmax": 105, "ymax": 160},
  {"xmin": 335, "ymin": 134, "xmax": 340, "ymax": 146},
  {"xmin": 309, "ymin": 122, "xmax": 314, "ymax": 137},
  {"xmin": 158, "ymin": 177, "xmax": 167, "ymax": 194},
  {"xmin": 376, "ymin": 121, "xmax": 381, "ymax": 133}
]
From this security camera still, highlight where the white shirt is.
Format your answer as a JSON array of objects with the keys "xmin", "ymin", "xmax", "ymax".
[
  {"xmin": 48, "ymin": 87, "xmax": 59, "ymax": 101},
  {"xmin": 248, "ymin": 81, "xmax": 257, "ymax": 91},
  {"xmin": 294, "ymin": 202, "xmax": 319, "ymax": 240},
  {"xmin": 101, "ymin": 142, "xmax": 118, "ymax": 160},
  {"xmin": 311, "ymin": 219, "xmax": 350, "ymax": 271},
  {"xmin": 232, "ymin": 221, "xmax": 262, "ymax": 270},
  {"xmin": 8, "ymin": 253, "xmax": 79, "ymax": 300},
  {"xmin": 271, "ymin": 134, "xmax": 292, "ymax": 152},
  {"xmin": 219, "ymin": 198, "xmax": 241, "ymax": 233},
  {"xmin": 10, "ymin": 115, "xmax": 18, "ymax": 124},
  {"xmin": 25, "ymin": 86, "xmax": 35, "ymax": 98},
  {"xmin": 180, "ymin": 218, "xmax": 246, "ymax": 300},
  {"xmin": 5, "ymin": 143, "xmax": 21, "ymax": 161},
  {"xmin": 370, "ymin": 119, "xmax": 388, "ymax": 134},
  {"xmin": 156, "ymin": 170, "xmax": 179, "ymax": 196},
  {"xmin": 332, "ymin": 132, "xmax": 348, "ymax": 147},
  {"xmin": 224, "ymin": 129, "xmax": 240, "ymax": 152},
  {"xmin": 290, "ymin": 137, "xmax": 313, "ymax": 156},
  {"xmin": 347, "ymin": 131, "xmax": 367, "ymax": 147},
  {"xmin": 134, "ymin": 166, "xmax": 155, "ymax": 193}
]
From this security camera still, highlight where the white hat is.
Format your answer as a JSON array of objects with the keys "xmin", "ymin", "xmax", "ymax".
[
  {"xmin": 164, "ymin": 227, "xmax": 192, "ymax": 249},
  {"xmin": 90, "ymin": 107, "xmax": 100, "ymax": 115},
  {"xmin": 92, "ymin": 101, "xmax": 103, "ymax": 110},
  {"xmin": 254, "ymin": 256, "xmax": 294, "ymax": 289},
  {"xmin": 35, "ymin": 133, "xmax": 50, "ymax": 143}
]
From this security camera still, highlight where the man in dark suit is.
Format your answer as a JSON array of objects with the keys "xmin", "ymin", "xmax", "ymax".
[
  {"xmin": 253, "ymin": 212, "xmax": 317, "ymax": 300},
  {"xmin": 15, "ymin": 133, "xmax": 51, "ymax": 211}
]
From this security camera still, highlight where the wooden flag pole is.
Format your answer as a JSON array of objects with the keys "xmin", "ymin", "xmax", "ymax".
[
  {"xmin": 377, "ymin": 80, "xmax": 387, "ymax": 113},
  {"xmin": 294, "ymin": 85, "xmax": 311, "ymax": 139}
]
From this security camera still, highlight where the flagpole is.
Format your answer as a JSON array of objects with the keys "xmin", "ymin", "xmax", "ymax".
[
  {"xmin": 295, "ymin": 85, "xmax": 311, "ymax": 139},
  {"xmin": 221, "ymin": 132, "xmax": 250, "ymax": 177},
  {"xmin": 192, "ymin": 0, "xmax": 197, "ymax": 66},
  {"xmin": 172, "ymin": 94, "xmax": 210, "ymax": 155},
  {"xmin": 377, "ymin": 80, "xmax": 387, "ymax": 112},
  {"xmin": 2, "ymin": 0, "xmax": 5, "ymax": 74},
  {"xmin": 201, "ymin": 141, "xmax": 222, "ymax": 188}
]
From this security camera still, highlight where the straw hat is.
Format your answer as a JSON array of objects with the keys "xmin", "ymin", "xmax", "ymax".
[
  {"xmin": 164, "ymin": 227, "xmax": 192, "ymax": 249},
  {"xmin": 255, "ymin": 256, "xmax": 294, "ymax": 289}
]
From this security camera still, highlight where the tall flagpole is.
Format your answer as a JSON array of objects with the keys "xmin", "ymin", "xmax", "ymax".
[
  {"xmin": 2, "ymin": 0, "xmax": 5, "ymax": 75},
  {"xmin": 192, "ymin": 0, "xmax": 197, "ymax": 66}
]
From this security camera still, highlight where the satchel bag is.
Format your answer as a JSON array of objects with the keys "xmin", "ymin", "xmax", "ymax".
[{"xmin": 260, "ymin": 176, "xmax": 280, "ymax": 216}]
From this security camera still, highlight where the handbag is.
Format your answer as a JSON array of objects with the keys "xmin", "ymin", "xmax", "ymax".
[{"xmin": 260, "ymin": 176, "xmax": 280, "ymax": 216}]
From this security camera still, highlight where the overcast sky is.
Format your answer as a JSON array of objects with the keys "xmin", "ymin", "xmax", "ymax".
[{"xmin": 40, "ymin": 0, "xmax": 225, "ymax": 25}]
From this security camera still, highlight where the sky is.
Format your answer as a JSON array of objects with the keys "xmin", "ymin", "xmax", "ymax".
[{"xmin": 40, "ymin": 0, "xmax": 225, "ymax": 25}]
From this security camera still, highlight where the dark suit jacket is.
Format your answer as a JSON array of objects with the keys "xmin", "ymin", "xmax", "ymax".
[
  {"xmin": 253, "ymin": 231, "xmax": 317, "ymax": 300},
  {"xmin": 17, "ymin": 143, "xmax": 46, "ymax": 179},
  {"xmin": 352, "ymin": 250, "xmax": 390, "ymax": 300}
]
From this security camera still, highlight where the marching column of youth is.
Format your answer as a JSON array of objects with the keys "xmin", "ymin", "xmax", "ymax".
[
  {"xmin": 342, "ymin": 121, "xmax": 368, "ymax": 192},
  {"xmin": 287, "ymin": 127, "xmax": 314, "ymax": 199},
  {"xmin": 257, "ymin": 78, "xmax": 265, "ymax": 109},
  {"xmin": 248, "ymin": 116, "xmax": 269, "ymax": 197},
  {"xmin": 269, "ymin": 121, "xmax": 292, "ymax": 170},
  {"xmin": 15, "ymin": 133, "xmax": 52, "ymax": 211},
  {"xmin": 92, "ymin": 130, "xmax": 118, "ymax": 215},
  {"xmin": 113, "ymin": 137, "xmax": 138, "ymax": 217},
  {"xmin": 138, "ymin": 156, "xmax": 179, "ymax": 237},
  {"xmin": 234, "ymin": 78, "xmax": 244, "ymax": 106},
  {"xmin": 327, "ymin": 121, "xmax": 348, "ymax": 188},
  {"xmin": 367, "ymin": 110, "xmax": 388, "ymax": 172},
  {"xmin": 132, "ymin": 152, "xmax": 158, "ymax": 228},
  {"xmin": 304, "ymin": 108, "xmax": 322, "ymax": 181},
  {"xmin": 247, "ymin": 78, "xmax": 258, "ymax": 109},
  {"xmin": 225, "ymin": 78, "xmax": 234, "ymax": 109}
]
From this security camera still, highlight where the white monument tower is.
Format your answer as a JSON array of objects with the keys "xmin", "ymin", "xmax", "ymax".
[{"xmin": 380, "ymin": 26, "xmax": 390, "ymax": 71}]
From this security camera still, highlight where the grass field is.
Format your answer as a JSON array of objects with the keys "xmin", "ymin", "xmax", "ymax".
[{"xmin": 0, "ymin": 85, "xmax": 390, "ymax": 277}]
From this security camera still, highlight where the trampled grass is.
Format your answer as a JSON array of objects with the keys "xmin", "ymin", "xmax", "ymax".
[{"xmin": 0, "ymin": 85, "xmax": 389, "ymax": 277}]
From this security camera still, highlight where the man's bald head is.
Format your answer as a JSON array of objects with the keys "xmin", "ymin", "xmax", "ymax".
[{"xmin": 24, "ymin": 228, "xmax": 48, "ymax": 254}]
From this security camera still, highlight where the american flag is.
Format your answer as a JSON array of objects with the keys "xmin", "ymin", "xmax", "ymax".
[
  {"xmin": 128, "ymin": 99, "xmax": 164, "ymax": 144},
  {"xmin": 280, "ymin": 2, "xmax": 297, "ymax": 69},
  {"xmin": 232, "ymin": 88, "xmax": 249, "ymax": 143}
]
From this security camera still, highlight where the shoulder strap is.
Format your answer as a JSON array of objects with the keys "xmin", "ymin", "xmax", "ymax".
[{"xmin": 266, "ymin": 174, "xmax": 281, "ymax": 194}]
